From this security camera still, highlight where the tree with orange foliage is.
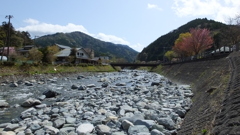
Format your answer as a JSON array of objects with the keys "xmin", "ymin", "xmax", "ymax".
[{"xmin": 172, "ymin": 32, "xmax": 192, "ymax": 58}]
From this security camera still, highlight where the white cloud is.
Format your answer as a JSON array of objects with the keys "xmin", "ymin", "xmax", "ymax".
[
  {"xmin": 172, "ymin": 0, "xmax": 240, "ymax": 23},
  {"xmin": 95, "ymin": 33, "xmax": 130, "ymax": 45},
  {"xmin": 16, "ymin": 18, "xmax": 140, "ymax": 50},
  {"xmin": 147, "ymin": 3, "xmax": 163, "ymax": 11},
  {"xmin": 129, "ymin": 43, "xmax": 145, "ymax": 52},
  {"xmin": 24, "ymin": 18, "xmax": 39, "ymax": 25},
  {"xmin": 17, "ymin": 18, "xmax": 90, "ymax": 36}
]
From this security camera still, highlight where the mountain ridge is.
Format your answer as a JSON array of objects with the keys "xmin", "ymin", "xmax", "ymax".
[
  {"xmin": 34, "ymin": 31, "xmax": 138, "ymax": 62},
  {"xmin": 137, "ymin": 18, "xmax": 228, "ymax": 61}
]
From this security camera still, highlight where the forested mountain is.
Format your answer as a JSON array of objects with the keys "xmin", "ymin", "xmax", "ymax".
[
  {"xmin": 34, "ymin": 32, "xmax": 138, "ymax": 62},
  {"xmin": 137, "ymin": 18, "xmax": 231, "ymax": 61}
]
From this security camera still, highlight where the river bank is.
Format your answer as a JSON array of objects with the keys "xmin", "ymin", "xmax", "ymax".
[
  {"xmin": 0, "ymin": 70, "xmax": 192, "ymax": 135},
  {"xmin": 152, "ymin": 53, "xmax": 234, "ymax": 134},
  {"xmin": 0, "ymin": 64, "xmax": 116, "ymax": 77}
]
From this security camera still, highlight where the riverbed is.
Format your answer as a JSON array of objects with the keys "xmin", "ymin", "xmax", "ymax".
[{"xmin": 0, "ymin": 70, "xmax": 192, "ymax": 135}]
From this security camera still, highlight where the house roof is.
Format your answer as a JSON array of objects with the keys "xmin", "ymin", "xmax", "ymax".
[
  {"xmin": 84, "ymin": 48, "xmax": 94, "ymax": 54},
  {"xmin": 55, "ymin": 44, "xmax": 71, "ymax": 49},
  {"xmin": 55, "ymin": 48, "xmax": 71, "ymax": 57}
]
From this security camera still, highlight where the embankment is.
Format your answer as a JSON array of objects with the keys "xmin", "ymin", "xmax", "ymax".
[
  {"xmin": 0, "ymin": 65, "xmax": 115, "ymax": 82},
  {"xmin": 153, "ymin": 52, "xmax": 240, "ymax": 135}
]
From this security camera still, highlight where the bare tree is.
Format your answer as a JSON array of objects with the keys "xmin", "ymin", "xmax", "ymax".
[{"xmin": 220, "ymin": 15, "xmax": 240, "ymax": 47}]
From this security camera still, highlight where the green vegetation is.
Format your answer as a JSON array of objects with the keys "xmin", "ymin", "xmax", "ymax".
[
  {"xmin": 0, "ymin": 63, "xmax": 116, "ymax": 76},
  {"xmin": 137, "ymin": 18, "xmax": 240, "ymax": 62},
  {"xmin": 164, "ymin": 50, "xmax": 177, "ymax": 61},
  {"xmin": 0, "ymin": 22, "xmax": 138, "ymax": 63},
  {"xmin": 201, "ymin": 129, "xmax": 207, "ymax": 134},
  {"xmin": 34, "ymin": 32, "xmax": 138, "ymax": 62},
  {"xmin": 0, "ymin": 22, "xmax": 33, "ymax": 48}
]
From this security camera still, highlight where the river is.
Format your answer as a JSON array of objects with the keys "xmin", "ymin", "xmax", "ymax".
[{"xmin": 0, "ymin": 70, "xmax": 192, "ymax": 135}]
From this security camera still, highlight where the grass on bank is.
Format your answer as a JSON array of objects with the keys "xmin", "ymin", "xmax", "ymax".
[{"xmin": 0, "ymin": 62, "xmax": 117, "ymax": 76}]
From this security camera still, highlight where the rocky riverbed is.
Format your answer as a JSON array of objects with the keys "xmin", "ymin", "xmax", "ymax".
[{"xmin": 0, "ymin": 70, "xmax": 193, "ymax": 135}]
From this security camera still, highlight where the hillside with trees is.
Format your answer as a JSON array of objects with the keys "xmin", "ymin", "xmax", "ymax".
[
  {"xmin": 0, "ymin": 21, "xmax": 138, "ymax": 63},
  {"xmin": 0, "ymin": 22, "xmax": 33, "ymax": 48},
  {"xmin": 136, "ymin": 18, "xmax": 240, "ymax": 62},
  {"xmin": 34, "ymin": 32, "xmax": 138, "ymax": 62}
]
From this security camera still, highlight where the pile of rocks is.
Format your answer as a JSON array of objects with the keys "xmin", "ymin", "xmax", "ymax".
[{"xmin": 0, "ymin": 70, "xmax": 193, "ymax": 135}]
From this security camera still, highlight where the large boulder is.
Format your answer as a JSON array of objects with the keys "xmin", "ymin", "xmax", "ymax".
[
  {"xmin": 4, "ymin": 124, "xmax": 20, "ymax": 131},
  {"xmin": 151, "ymin": 129, "xmax": 165, "ymax": 135},
  {"xmin": 65, "ymin": 117, "xmax": 76, "ymax": 124},
  {"xmin": 116, "ymin": 83, "xmax": 126, "ymax": 86},
  {"xmin": 128, "ymin": 125, "xmax": 149, "ymax": 135},
  {"xmin": 21, "ymin": 98, "xmax": 41, "ymax": 107},
  {"xmin": 95, "ymin": 125, "xmax": 111, "ymax": 135},
  {"xmin": 53, "ymin": 118, "xmax": 65, "ymax": 128},
  {"xmin": 122, "ymin": 120, "xmax": 134, "ymax": 130},
  {"xmin": 134, "ymin": 119, "xmax": 156, "ymax": 129},
  {"xmin": 9, "ymin": 82, "xmax": 18, "ymax": 87},
  {"xmin": 43, "ymin": 126, "xmax": 59, "ymax": 134},
  {"xmin": 101, "ymin": 82, "xmax": 108, "ymax": 87},
  {"xmin": 0, "ymin": 100, "xmax": 9, "ymax": 108},
  {"xmin": 76, "ymin": 123, "xmax": 94, "ymax": 135},
  {"xmin": 78, "ymin": 85, "xmax": 87, "ymax": 90},
  {"xmin": 0, "ymin": 131, "xmax": 16, "ymax": 135},
  {"xmin": 173, "ymin": 108, "xmax": 186, "ymax": 118},
  {"xmin": 71, "ymin": 84, "xmax": 79, "ymax": 89},
  {"xmin": 42, "ymin": 89, "xmax": 60, "ymax": 98},
  {"xmin": 87, "ymin": 84, "xmax": 96, "ymax": 88},
  {"xmin": 29, "ymin": 123, "xmax": 42, "ymax": 132},
  {"xmin": 157, "ymin": 118, "xmax": 176, "ymax": 130}
]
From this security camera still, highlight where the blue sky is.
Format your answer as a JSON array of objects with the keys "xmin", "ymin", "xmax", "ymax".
[{"xmin": 1, "ymin": 0, "xmax": 240, "ymax": 52}]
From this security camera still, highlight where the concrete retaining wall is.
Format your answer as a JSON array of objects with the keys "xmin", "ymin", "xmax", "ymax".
[{"xmin": 158, "ymin": 52, "xmax": 240, "ymax": 134}]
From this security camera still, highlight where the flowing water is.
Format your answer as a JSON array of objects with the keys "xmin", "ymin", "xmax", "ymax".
[
  {"xmin": 0, "ymin": 70, "xmax": 153, "ymax": 123},
  {"xmin": 0, "ymin": 70, "xmax": 187, "ymax": 125}
]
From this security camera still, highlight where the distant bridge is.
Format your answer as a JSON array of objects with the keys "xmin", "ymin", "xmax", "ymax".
[{"xmin": 110, "ymin": 62, "xmax": 160, "ymax": 69}]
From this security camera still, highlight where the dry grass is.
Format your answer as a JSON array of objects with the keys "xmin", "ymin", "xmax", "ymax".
[{"xmin": 0, "ymin": 65, "xmax": 116, "ymax": 76}]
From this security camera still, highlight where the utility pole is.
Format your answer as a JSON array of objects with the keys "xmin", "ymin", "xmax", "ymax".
[{"xmin": 5, "ymin": 15, "xmax": 13, "ymax": 61}]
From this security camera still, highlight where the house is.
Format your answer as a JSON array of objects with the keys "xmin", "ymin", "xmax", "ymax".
[
  {"xmin": 55, "ymin": 48, "xmax": 72, "ymax": 63},
  {"xmin": 54, "ymin": 45, "xmax": 99, "ymax": 64},
  {"xmin": 211, "ymin": 46, "xmax": 233, "ymax": 54},
  {"xmin": 0, "ymin": 47, "xmax": 16, "ymax": 56},
  {"xmin": 75, "ymin": 48, "xmax": 98, "ymax": 64},
  {"xmin": 54, "ymin": 44, "xmax": 110, "ymax": 65},
  {"xmin": 83, "ymin": 48, "xmax": 94, "ymax": 59},
  {"xmin": 18, "ymin": 45, "xmax": 37, "ymax": 56}
]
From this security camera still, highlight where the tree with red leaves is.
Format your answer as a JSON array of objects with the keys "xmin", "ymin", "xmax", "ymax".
[
  {"xmin": 173, "ymin": 28, "xmax": 213, "ymax": 57},
  {"xmin": 185, "ymin": 28, "xmax": 213, "ymax": 55}
]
